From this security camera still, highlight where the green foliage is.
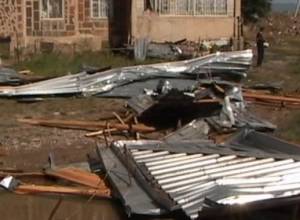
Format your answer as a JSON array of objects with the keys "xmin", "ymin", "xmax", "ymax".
[{"xmin": 242, "ymin": 0, "xmax": 272, "ymax": 23}]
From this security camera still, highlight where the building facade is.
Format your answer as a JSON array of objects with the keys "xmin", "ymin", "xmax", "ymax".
[
  {"xmin": 132, "ymin": 0, "xmax": 242, "ymax": 45},
  {"xmin": 0, "ymin": 0, "xmax": 241, "ymax": 56}
]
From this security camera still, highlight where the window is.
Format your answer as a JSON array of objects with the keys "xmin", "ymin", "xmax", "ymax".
[
  {"xmin": 41, "ymin": 0, "xmax": 63, "ymax": 19},
  {"xmin": 153, "ymin": 0, "xmax": 228, "ymax": 16},
  {"xmin": 91, "ymin": 0, "xmax": 109, "ymax": 18}
]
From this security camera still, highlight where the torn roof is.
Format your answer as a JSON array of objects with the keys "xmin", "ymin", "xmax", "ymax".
[
  {"xmin": 101, "ymin": 139, "xmax": 300, "ymax": 219},
  {"xmin": 0, "ymin": 50, "xmax": 253, "ymax": 98}
]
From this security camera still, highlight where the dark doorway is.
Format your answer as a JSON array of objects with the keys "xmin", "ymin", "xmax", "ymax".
[
  {"xmin": 0, "ymin": 37, "xmax": 11, "ymax": 59},
  {"xmin": 109, "ymin": 0, "xmax": 132, "ymax": 48}
]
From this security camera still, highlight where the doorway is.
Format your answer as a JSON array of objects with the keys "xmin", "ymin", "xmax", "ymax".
[{"xmin": 109, "ymin": 0, "xmax": 132, "ymax": 48}]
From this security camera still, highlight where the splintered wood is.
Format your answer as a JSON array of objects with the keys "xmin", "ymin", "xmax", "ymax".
[{"xmin": 12, "ymin": 168, "xmax": 111, "ymax": 198}]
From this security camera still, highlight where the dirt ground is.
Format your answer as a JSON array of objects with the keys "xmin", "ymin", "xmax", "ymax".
[
  {"xmin": 0, "ymin": 96, "xmax": 297, "ymax": 173},
  {"xmin": 0, "ymin": 98, "xmax": 126, "ymax": 171}
]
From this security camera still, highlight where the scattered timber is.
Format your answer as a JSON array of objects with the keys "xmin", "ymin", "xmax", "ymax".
[
  {"xmin": 45, "ymin": 168, "xmax": 108, "ymax": 189},
  {"xmin": 19, "ymin": 118, "xmax": 156, "ymax": 133},
  {"xmin": 15, "ymin": 185, "xmax": 111, "ymax": 198}
]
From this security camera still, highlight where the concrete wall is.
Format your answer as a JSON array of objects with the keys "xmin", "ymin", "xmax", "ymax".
[
  {"xmin": 135, "ymin": 15, "xmax": 236, "ymax": 42},
  {"xmin": 132, "ymin": 0, "xmax": 242, "ymax": 43}
]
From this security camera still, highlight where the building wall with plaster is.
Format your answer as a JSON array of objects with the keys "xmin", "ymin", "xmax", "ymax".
[{"xmin": 131, "ymin": 0, "xmax": 242, "ymax": 46}]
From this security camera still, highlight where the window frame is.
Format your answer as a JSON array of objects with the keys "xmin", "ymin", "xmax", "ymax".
[
  {"xmin": 153, "ymin": 0, "xmax": 229, "ymax": 17},
  {"xmin": 40, "ymin": 0, "xmax": 65, "ymax": 20},
  {"xmin": 90, "ymin": 0, "xmax": 110, "ymax": 19}
]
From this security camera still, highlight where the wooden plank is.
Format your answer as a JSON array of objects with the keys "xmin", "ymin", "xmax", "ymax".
[
  {"xmin": 19, "ymin": 118, "xmax": 156, "ymax": 133},
  {"xmin": 15, "ymin": 184, "xmax": 111, "ymax": 198},
  {"xmin": 85, "ymin": 128, "xmax": 118, "ymax": 137},
  {"xmin": 243, "ymin": 93, "xmax": 300, "ymax": 103},
  {"xmin": 44, "ymin": 168, "xmax": 107, "ymax": 189},
  {"xmin": 112, "ymin": 112, "xmax": 125, "ymax": 125}
]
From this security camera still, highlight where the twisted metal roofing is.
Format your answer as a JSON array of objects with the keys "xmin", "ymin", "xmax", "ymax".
[{"xmin": 112, "ymin": 140, "xmax": 300, "ymax": 219}]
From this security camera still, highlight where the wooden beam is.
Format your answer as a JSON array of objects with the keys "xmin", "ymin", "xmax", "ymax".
[
  {"xmin": 15, "ymin": 185, "xmax": 111, "ymax": 198},
  {"xmin": 19, "ymin": 118, "xmax": 156, "ymax": 133}
]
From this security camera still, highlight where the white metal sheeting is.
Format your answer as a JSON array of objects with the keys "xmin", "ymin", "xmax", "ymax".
[
  {"xmin": 129, "ymin": 149, "xmax": 300, "ymax": 219},
  {"xmin": 0, "ymin": 50, "xmax": 253, "ymax": 97}
]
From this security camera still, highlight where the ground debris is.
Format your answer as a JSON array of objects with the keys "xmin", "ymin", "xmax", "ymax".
[{"xmin": 18, "ymin": 117, "xmax": 156, "ymax": 133}]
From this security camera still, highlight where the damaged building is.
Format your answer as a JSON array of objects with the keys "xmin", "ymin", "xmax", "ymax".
[{"xmin": 0, "ymin": 0, "xmax": 242, "ymax": 56}]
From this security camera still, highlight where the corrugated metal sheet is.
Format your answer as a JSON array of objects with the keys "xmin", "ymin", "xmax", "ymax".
[
  {"xmin": 111, "ymin": 140, "xmax": 300, "ymax": 219},
  {"xmin": 0, "ymin": 50, "xmax": 253, "ymax": 97}
]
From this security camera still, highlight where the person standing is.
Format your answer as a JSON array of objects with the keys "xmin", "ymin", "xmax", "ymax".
[{"xmin": 256, "ymin": 27, "xmax": 265, "ymax": 67}]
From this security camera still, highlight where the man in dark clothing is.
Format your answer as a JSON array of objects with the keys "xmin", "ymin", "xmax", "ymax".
[{"xmin": 256, "ymin": 27, "xmax": 265, "ymax": 67}]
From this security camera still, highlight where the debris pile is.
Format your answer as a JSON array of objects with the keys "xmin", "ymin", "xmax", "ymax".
[
  {"xmin": 0, "ymin": 67, "xmax": 22, "ymax": 85},
  {"xmin": 100, "ymin": 138, "xmax": 300, "ymax": 219},
  {"xmin": 0, "ymin": 50, "xmax": 253, "ymax": 98},
  {"xmin": 2, "ymin": 49, "xmax": 300, "ymax": 219},
  {"xmin": 0, "ymin": 166, "xmax": 111, "ymax": 198},
  {"xmin": 134, "ymin": 38, "xmax": 232, "ymax": 61}
]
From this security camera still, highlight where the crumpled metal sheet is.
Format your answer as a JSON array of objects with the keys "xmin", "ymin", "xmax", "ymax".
[
  {"xmin": 111, "ymin": 140, "xmax": 300, "ymax": 219},
  {"xmin": 225, "ymin": 129, "xmax": 300, "ymax": 157},
  {"xmin": 164, "ymin": 120, "xmax": 211, "ymax": 142},
  {"xmin": 0, "ymin": 50, "xmax": 253, "ymax": 97},
  {"xmin": 96, "ymin": 78, "xmax": 196, "ymax": 98},
  {"xmin": 99, "ymin": 146, "xmax": 166, "ymax": 216},
  {"xmin": 0, "ymin": 67, "xmax": 22, "ymax": 85}
]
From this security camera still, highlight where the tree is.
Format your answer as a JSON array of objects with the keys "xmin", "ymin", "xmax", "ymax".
[{"xmin": 242, "ymin": 0, "xmax": 272, "ymax": 23}]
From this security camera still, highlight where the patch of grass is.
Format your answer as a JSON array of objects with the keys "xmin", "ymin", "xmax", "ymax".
[
  {"xmin": 278, "ymin": 112, "xmax": 300, "ymax": 143},
  {"xmin": 0, "ymin": 41, "xmax": 10, "ymax": 59},
  {"xmin": 248, "ymin": 33, "xmax": 300, "ymax": 92},
  {"xmin": 15, "ymin": 51, "xmax": 161, "ymax": 77},
  {"xmin": 270, "ymin": 37, "xmax": 300, "ymax": 57},
  {"xmin": 271, "ymin": 46, "xmax": 300, "ymax": 57}
]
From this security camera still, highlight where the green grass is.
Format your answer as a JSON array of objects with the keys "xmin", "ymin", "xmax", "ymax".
[
  {"xmin": 0, "ymin": 42, "xmax": 10, "ymax": 59},
  {"xmin": 15, "ymin": 51, "xmax": 161, "ymax": 77},
  {"xmin": 246, "ymin": 30, "xmax": 300, "ymax": 143},
  {"xmin": 248, "ymin": 34, "xmax": 300, "ymax": 92},
  {"xmin": 277, "ymin": 112, "xmax": 300, "ymax": 143}
]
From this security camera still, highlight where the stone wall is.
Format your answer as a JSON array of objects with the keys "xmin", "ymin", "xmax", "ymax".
[
  {"xmin": 24, "ymin": 0, "xmax": 111, "ymax": 54},
  {"xmin": 0, "ymin": 0, "xmax": 24, "ymax": 54}
]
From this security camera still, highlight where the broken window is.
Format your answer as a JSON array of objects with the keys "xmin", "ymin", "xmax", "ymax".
[
  {"xmin": 91, "ymin": 0, "xmax": 110, "ymax": 18},
  {"xmin": 145, "ymin": 0, "xmax": 155, "ymax": 10},
  {"xmin": 154, "ymin": 0, "xmax": 228, "ymax": 16},
  {"xmin": 41, "ymin": 0, "xmax": 63, "ymax": 19}
]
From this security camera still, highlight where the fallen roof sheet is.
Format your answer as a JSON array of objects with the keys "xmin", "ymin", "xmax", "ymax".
[
  {"xmin": 0, "ymin": 67, "xmax": 22, "ymax": 85},
  {"xmin": 99, "ymin": 145, "xmax": 166, "ymax": 216},
  {"xmin": 106, "ymin": 140, "xmax": 300, "ymax": 219},
  {"xmin": 0, "ymin": 50, "xmax": 253, "ymax": 98},
  {"xmin": 96, "ymin": 78, "xmax": 196, "ymax": 98},
  {"xmin": 225, "ymin": 129, "xmax": 300, "ymax": 157},
  {"xmin": 163, "ymin": 120, "xmax": 211, "ymax": 142}
]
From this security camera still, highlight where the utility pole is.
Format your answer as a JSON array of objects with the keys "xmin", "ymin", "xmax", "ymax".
[{"xmin": 295, "ymin": 0, "xmax": 300, "ymax": 17}]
